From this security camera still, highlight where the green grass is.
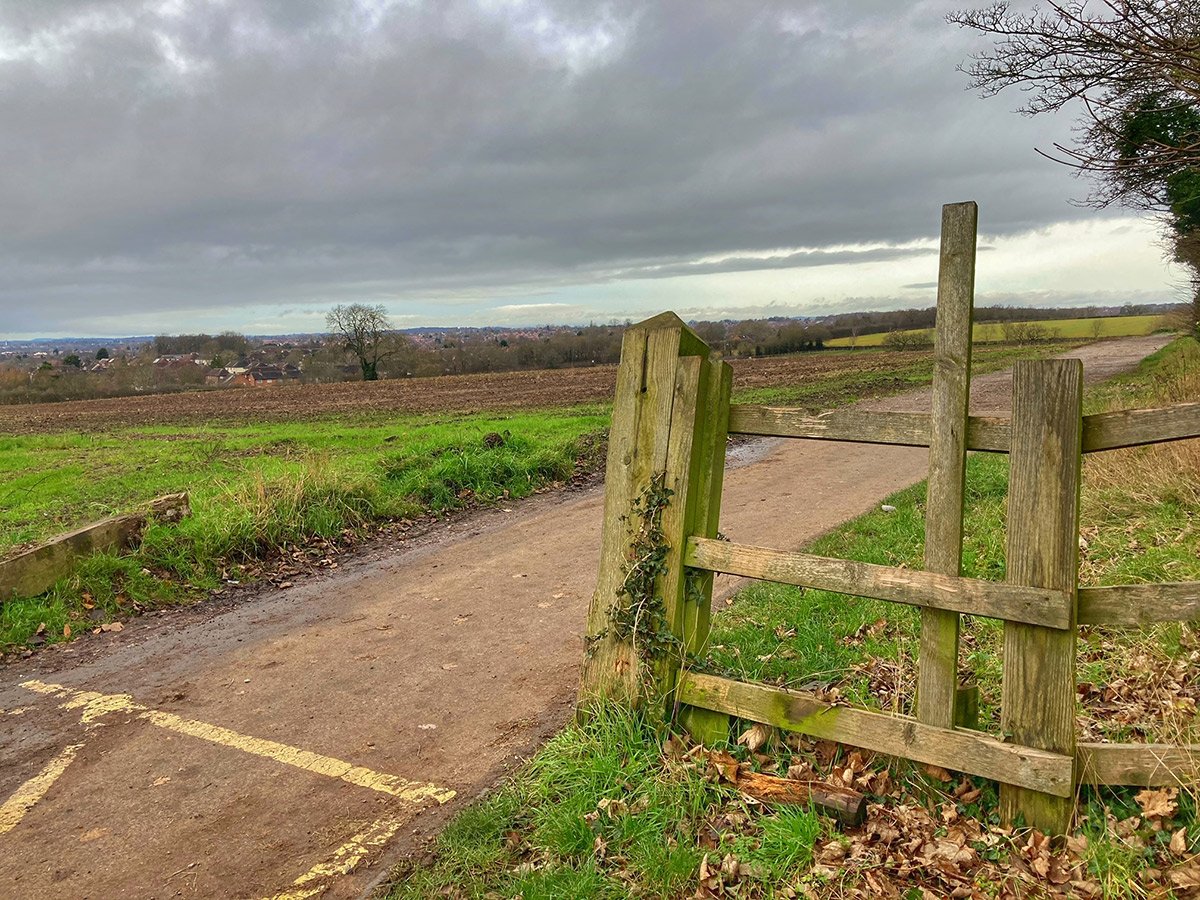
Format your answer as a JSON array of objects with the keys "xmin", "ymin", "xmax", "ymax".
[
  {"xmin": 387, "ymin": 337, "xmax": 1200, "ymax": 898},
  {"xmin": 825, "ymin": 314, "xmax": 1169, "ymax": 347},
  {"xmin": 731, "ymin": 342, "xmax": 1077, "ymax": 408},
  {"xmin": 388, "ymin": 704, "xmax": 745, "ymax": 900},
  {"xmin": 0, "ymin": 410, "xmax": 608, "ymax": 652}
]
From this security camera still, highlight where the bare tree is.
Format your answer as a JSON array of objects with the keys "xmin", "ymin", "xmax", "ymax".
[
  {"xmin": 949, "ymin": 1, "xmax": 1200, "ymax": 210},
  {"xmin": 951, "ymin": 2, "xmax": 1200, "ymax": 336},
  {"xmin": 326, "ymin": 303, "xmax": 396, "ymax": 381}
]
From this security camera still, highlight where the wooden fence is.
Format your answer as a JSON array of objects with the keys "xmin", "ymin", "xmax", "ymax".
[{"xmin": 578, "ymin": 201, "xmax": 1200, "ymax": 833}]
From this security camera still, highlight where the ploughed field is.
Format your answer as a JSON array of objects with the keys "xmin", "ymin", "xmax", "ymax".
[{"xmin": 1, "ymin": 347, "xmax": 1001, "ymax": 434}]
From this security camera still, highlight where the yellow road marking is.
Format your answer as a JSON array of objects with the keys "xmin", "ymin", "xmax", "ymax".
[
  {"xmin": 19, "ymin": 680, "xmax": 455, "ymax": 803},
  {"xmin": 0, "ymin": 743, "xmax": 84, "ymax": 835},
  {"xmin": 263, "ymin": 814, "xmax": 409, "ymax": 900}
]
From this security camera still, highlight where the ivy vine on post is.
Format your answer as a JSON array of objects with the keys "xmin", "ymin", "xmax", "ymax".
[{"xmin": 578, "ymin": 313, "xmax": 732, "ymax": 738}]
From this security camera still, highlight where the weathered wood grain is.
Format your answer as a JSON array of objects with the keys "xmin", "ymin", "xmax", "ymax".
[
  {"xmin": 1077, "ymin": 743, "xmax": 1200, "ymax": 787},
  {"xmin": 1082, "ymin": 401, "xmax": 1200, "ymax": 452},
  {"xmin": 919, "ymin": 200, "xmax": 978, "ymax": 730},
  {"xmin": 1078, "ymin": 581, "xmax": 1200, "ymax": 625},
  {"xmin": 1000, "ymin": 359, "xmax": 1083, "ymax": 834},
  {"xmin": 726, "ymin": 406, "xmax": 1011, "ymax": 452},
  {"xmin": 685, "ymin": 537, "xmax": 1073, "ymax": 628},
  {"xmin": 578, "ymin": 313, "xmax": 711, "ymax": 706},
  {"xmin": 679, "ymin": 672, "xmax": 1074, "ymax": 798},
  {"xmin": 666, "ymin": 352, "xmax": 735, "ymax": 742},
  {"xmin": 0, "ymin": 493, "xmax": 190, "ymax": 602}
]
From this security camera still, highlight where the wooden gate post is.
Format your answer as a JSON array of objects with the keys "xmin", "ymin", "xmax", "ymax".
[
  {"xmin": 917, "ymin": 201, "xmax": 978, "ymax": 730},
  {"xmin": 1000, "ymin": 359, "xmax": 1083, "ymax": 833},
  {"xmin": 578, "ymin": 312, "xmax": 729, "ymax": 714}
]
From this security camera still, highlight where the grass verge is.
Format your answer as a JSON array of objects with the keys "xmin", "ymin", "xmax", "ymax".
[
  {"xmin": 824, "ymin": 315, "xmax": 1169, "ymax": 348},
  {"xmin": 0, "ymin": 410, "xmax": 607, "ymax": 653},
  {"xmin": 388, "ymin": 337, "xmax": 1199, "ymax": 898}
]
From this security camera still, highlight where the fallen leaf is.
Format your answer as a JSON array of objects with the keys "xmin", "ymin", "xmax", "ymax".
[
  {"xmin": 924, "ymin": 764, "xmax": 953, "ymax": 783},
  {"xmin": 1136, "ymin": 787, "xmax": 1178, "ymax": 820},
  {"xmin": 737, "ymin": 722, "xmax": 772, "ymax": 752}
]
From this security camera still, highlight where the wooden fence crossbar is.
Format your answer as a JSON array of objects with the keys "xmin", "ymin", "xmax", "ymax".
[
  {"xmin": 728, "ymin": 401, "xmax": 1200, "ymax": 454},
  {"xmin": 679, "ymin": 674, "xmax": 1199, "ymax": 791},
  {"xmin": 1076, "ymin": 743, "xmax": 1200, "ymax": 787},
  {"xmin": 685, "ymin": 537, "xmax": 1073, "ymax": 629},
  {"xmin": 727, "ymin": 406, "xmax": 1010, "ymax": 450},
  {"xmin": 678, "ymin": 672, "xmax": 1075, "ymax": 797},
  {"xmin": 1078, "ymin": 582, "xmax": 1200, "ymax": 625}
]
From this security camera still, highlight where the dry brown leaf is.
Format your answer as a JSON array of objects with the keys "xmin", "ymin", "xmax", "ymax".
[
  {"xmin": 1170, "ymin": 827, "xmax": 1188, "ymax": 857},
  {"xmin": 1170, "ymin": 863, "xmax": 1200, "ymax": 890},
  {"xmin": 737, "ymin": 722, "xmax": 772, "ymax": 752},
  {"xmin": 1136, "ymin": 788, "xmax": 1178, "ymax": 820},
  {"xmin": 924, "ymin": 764, "xmax": 953, "ymax": 783}
]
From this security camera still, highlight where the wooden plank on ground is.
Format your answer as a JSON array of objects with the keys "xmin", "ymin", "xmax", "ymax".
[
  {"xmin": 726, "ymin": 406, "xmax": 1011, "ymax": 452},
  {"xmin": 679, "ymin": 672, "xmax": 1074, "ymax": 798},
  {"xmin": 1083, "ymin": 402, "xmax": 1200, "ymax": 452},
  {"xmin": 685, "ymin": 537, "xmax": 1072, "ymax": 628},
  {"xmin": 1000, "ymin": 359, "xmax": 1083, "ymax": 833},
  {"xmin": 918, "ymin": 200, "xmax": 978, "ymax": 730},
  {"xmin": 1078, "ymin": 582, "xmax": 1200, "ymax": 626},
  {"xmin": 1077, "ymin": 743, "xmax": 1200, "ymax": 787},
  {"xmin": 729, "ymin": 768, "xmax": 867, "ymax": 827},
  {"xmin": 0, "ymin": 493, "xmax": 190, "ymax": 602}
]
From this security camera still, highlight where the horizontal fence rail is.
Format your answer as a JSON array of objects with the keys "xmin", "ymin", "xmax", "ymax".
[
  {"xmin": 678, "ymin": 672, "xmax": 1075, "ymax": 798},
  {"xmin": 1078, "ymin": 582, "xmax": 1200, "ymax": 625},
  {"xmin": 1083, "ymin": 401, "xmax": 1200, "ymax": 451},
  {"xmin": 685, "ymin": 537, "xmax": 1073, "ymax": 629},
  {"xmin": 727, "ymin": 401, "xmax": 1200, "ymax": 455},
  {"xmin": 1076, "ymin": 743, "xmax": 1200, "ymax": 787},
  {"xmin": 727, "ymin": 406, "xmax": 1010, "ymax": 451}
]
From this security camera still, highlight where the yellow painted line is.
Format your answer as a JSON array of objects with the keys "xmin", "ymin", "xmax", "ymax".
[
  {"xmin": 264, "ymin": 814, "xmax": 409, "ymax": 900},
  {"xmin": 0, "ymin": 743, "xmax": 84, "ymax": 835},
  {"xmin": 138, "ymin": 709, "xmax": 454, "ymax": 802},
  {"xmin": 19, "ymin": 680, "xmax": 455, "ymax": 804}
]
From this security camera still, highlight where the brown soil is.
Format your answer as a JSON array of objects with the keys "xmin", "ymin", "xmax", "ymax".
[
  {"xmin": 4, "ymin": 347, "xmax": 984, "ymax": 434},
  {"xmin": 0, "ymin": 336, "xmax": 1170, "ymax": 899}
]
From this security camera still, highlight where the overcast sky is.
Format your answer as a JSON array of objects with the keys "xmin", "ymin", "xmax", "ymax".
[{"xmin": 0, "ymin": 0, "xmax": 1187, "ymax": 339}]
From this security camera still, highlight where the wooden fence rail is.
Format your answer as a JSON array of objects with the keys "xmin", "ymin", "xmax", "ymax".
[
  {"xmin": 728, "ymin": 400, "xmax": 1200, "ymax": 453},
  {"xmin": 579, "ymin": 201, "xmax": 1200, "ymax": 834}
]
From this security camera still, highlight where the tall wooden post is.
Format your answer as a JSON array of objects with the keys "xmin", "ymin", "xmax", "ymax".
[
  {"xmin": 578, "ymin": 312, "xmax": 728, "ymax": 712},
  {"xmin": 1000, "ymin": 359, "xmax": 1082, "ymax": 833},
  {"xmin": 917, "ymin": 201, "xmax": 978, "ymax": 729}
]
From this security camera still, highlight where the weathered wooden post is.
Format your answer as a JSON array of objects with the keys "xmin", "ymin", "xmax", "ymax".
[
  {"xmin": 917, "ymin": 201, "xmax": 978, "ymax": 730},
  {"xmin": 578, "ymin": 312, "xmax": 731, "ymax": 725},
  {"xmin": 1000, "ymin": 359, "xmax": 1083, "ymax": 833}
]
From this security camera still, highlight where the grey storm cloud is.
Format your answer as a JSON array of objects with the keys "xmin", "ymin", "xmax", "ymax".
[{"xmin": 0, "ymin": 0, "xmax": 1096, "ymax": 334}]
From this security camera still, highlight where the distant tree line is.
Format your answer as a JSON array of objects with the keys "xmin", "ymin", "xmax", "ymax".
[{"xmin": 0, "ymin": 300, "xmax": 1183, "ymax": 404}]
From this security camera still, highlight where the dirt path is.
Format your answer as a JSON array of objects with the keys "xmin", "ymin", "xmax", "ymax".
[{"xmin": 0, "ymin": 336, "xmax": 1169, "ymax": 899}]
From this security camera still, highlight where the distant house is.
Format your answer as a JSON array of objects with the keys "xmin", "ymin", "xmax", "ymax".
[{"xmin": 249, "ymin": 365, "xmax": 285, "ymax": 385}]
